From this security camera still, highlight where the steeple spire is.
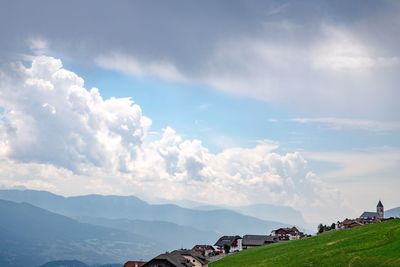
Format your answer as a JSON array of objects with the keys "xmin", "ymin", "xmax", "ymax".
[{"xmin": 376, "ymin": 200, "xmax": 384, "ymax": 219}]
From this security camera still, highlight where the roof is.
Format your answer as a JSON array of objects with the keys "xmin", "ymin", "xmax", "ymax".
[
  {"xmin": 192, "ymin": 245, "xmax": 215, "ymax": 251},
  {"xmin": 360, "ymin": 211, "xmax": 379, "ymax": 218},
  {"xmin": 145, "ymin": 252, "xmax": 193, "ymax": 267},
  {"xmin": 124, "ymin": 261, "xmax": 147, "ymax": 267},
  {"xmin": 214, "ymin": 235, "xmax": 242, "ymax": 247},
  {"xmin": 291, "ymin": 226, "xmax": 300, "ymax": 232},
  {"xmin": 242, "ymin": 235, "xmax": 277, "ymax": 246},
  {"xmin": 144, "ymin": 249, "xmax": 208, "ymax": 267},
  {"xmin": 272, "ymin": 227, "xmax": 302, "ymax": 235},
  {"xmin": 377, "ymin": 200, "xmax": 383, "ymax": 207},
  {"xmin": 341, "ymin": 219, "xmax": 364, "ymax": 227},
  {"xmin": 176, "ymin": 249, "xmax": 208, "ymax": 265},
  {"xmin": 341, "ymin": 218, "xmax": 355, "ymax": 224}
]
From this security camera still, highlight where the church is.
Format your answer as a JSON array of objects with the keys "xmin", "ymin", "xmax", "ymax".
[
  {"xmin": 336, "ymin": 200, "xmax": 385, "ymax": 230},
  {"xmin": 359, "ymin": 200, "xmax": 384, "ymax": 219}
]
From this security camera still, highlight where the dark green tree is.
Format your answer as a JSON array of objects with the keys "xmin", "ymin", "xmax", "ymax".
[
  {"xmin": 223, "ymin": 244, "xmax": 231, "ymax": 254},
  {"xmin": 317, "ymin": 223, "xmax": 324, "ymax": 234}
]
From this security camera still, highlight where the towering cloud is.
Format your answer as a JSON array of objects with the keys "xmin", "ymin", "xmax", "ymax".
[
  {"xmin": 0, "ymin": 56, "xmax": 151, "ymax": 173},
  {"xmin": 0, "ymin": 56, "xmax": 345, "ymax": 222}
]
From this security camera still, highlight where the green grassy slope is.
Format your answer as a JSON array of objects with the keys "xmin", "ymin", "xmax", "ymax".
[{"xmin": 211, "ymin": 219, "xmax": 400, "ymax": 267}]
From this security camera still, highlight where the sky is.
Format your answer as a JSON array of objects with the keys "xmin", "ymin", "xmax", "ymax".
[{"xmin": 0, "ymin": 0, "xmax": 399, "ymax": 224}]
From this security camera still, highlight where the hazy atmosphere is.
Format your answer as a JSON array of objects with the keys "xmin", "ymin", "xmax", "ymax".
[{"xmin": 1, "ymin": 0, "xmax": 399, "ymax": 228}]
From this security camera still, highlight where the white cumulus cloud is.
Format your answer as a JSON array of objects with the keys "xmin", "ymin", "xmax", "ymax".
[
  {"xmin": 0, "ymin": 55, "xmax": 345, "ymax": 223},
  {"xmin": 0, "ymin": 56, "xmax": 151, "ymax": 173}
]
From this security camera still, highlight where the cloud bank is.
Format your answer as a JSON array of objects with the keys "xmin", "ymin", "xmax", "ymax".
[
  {"xmin": 1, "ymin": 0, "xmax": 399, "ymax": 119},
  {"xmin": 0, "ymin": 56, "xmax": 345, "ymax": 222}
]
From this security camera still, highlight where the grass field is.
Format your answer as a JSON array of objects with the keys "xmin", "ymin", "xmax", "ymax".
[{"xmin": 210, "ymin": 219, "xmax": 400, "ymax": 267}]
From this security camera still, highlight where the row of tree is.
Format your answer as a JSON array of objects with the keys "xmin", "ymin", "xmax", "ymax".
[{"xmin": 317, "ymin": 223, "xmax": 336, "ymax": 234}]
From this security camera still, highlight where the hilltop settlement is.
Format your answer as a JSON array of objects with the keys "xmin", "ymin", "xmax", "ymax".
[{"xmin": 123, "ymin": 200, "xmax": 395, "ymax": 267}]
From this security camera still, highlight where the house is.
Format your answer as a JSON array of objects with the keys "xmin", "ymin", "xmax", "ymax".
[
  {"xmin": 242, "ymin": 235, "xmax": 278, "ymax": 249},
  {"xmin": 143, "ymin": 249, "xmax": 208, "ymax": 267},
  {"xmin": 124, "ymin": 261, "xmax": 147, "ymax": 267},
  {"xmin": 214, "ymin": 235, "xmax": 242, "ymax": 253},
  {"xmin": 271, "ymin": 226, "xmax": 304, "ymax": 240},
  {"xmin": 336, "ymin": 218, "xmax": 364, "ymax": 229},
  {"xmin": 143, "ymin": 252, "xmax": 193, "ymax": 267},
  {"xmin": 192, "ymin": 245, "xmax": 215, "ymax": 257},
  {"xmin": 359, "ymin": 200, "xmax": 384, "ymax": 220}
]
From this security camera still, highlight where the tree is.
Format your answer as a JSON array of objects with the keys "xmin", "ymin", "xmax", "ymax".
[
  {"xmin": 223, "ymin": 244, "xmax": 231, "ymax": 254},
  {"xmin": 317, "ymin": 223, "xmax": 324, "ymax": 234},
  {"xmin": 330, "ymin": 223, "xmax": 336, "ymax": 230}
]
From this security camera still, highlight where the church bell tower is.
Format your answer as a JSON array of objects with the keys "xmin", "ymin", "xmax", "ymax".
[{"xmin": 377, "ymin": 200, "xmax": 384, "ymax": 219}]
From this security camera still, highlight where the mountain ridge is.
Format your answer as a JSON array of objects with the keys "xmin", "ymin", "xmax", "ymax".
[
  {"xmin": 386, "ymin": 207, "xmax": 400, "ymax": 218},
  {"xmin": 0, "ymin": 189, "xmax": 289, "ymax": 235},
  {"xmin": 0, "ymin": 199, "xmax": 162, "ymax": 267},
  {"xmin": 193, "ymin": 203, "xmax": 310, "ymax": 230}
]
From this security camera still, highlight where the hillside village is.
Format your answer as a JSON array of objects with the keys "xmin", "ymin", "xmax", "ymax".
[
  {"xmin": 336, "ymin": 200, "xmax": 386, "ymax": 229},
  {"xmin": 123, "ymin": 200, "xmax": 396, "ymax": 267},
  {"xmin": 123, "ymin": 224, "xmax": 304, "ymax": 267}
]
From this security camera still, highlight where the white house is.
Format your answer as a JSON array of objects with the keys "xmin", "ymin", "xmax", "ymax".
[{"xmin": 214, "ymin": 235, "xmax": 242, "ymax": 253}]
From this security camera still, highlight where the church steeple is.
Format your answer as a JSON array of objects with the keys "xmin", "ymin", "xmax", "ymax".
[{"xmin": 377, "ymin": 200, "xmax": 384, "ymax": 219}]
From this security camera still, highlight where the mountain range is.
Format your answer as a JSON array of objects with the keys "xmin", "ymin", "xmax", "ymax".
[
  {"xmin": 0, "ymin": 199, "xmax": 158, "ymax": 267},
  {"xmin": 193, "ymin": 203, "xmax": 310, "ymax": 230},
  {"xmin": 0, "ymin": 189, "xmax": 293, "ymax": 267},
  {"xmin": 385, "ymin": 207, "xmax": 400, "ymax": 218},
  {"xmin": 0, "ymin": 189, "xmax": 289, "ymax": 234}
]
